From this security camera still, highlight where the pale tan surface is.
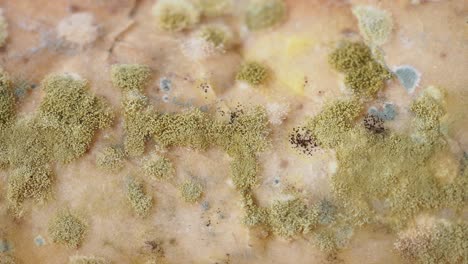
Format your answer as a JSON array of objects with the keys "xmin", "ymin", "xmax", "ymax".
[{"xmin": 0, "ymin": 0, "xmax": 467, "ymax": 263}]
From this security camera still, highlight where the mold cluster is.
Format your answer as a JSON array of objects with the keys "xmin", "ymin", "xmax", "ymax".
[
  {"xmin": 267, "ymin": 199, "xmax": 318, "ymax": 237},
  {"xmin": 126, "ymin": 177, "xmax": 153, "ymax": 217},
  {"xmin": 195, "ymin": 0, "xmax": 232, "ymax": 17},
  {"xmin": 112, "ymin": 63, "xmax": 275, "ymax": 235},
  {"xmin": 362, "ymin": 113, "xmax": 385, "ymax": 134},
  {"xmin": 111, "ymin": 64, "xmax": 151, "ymax": 92},
  {"xmin": 37, "ymin": 74, "xmax": 114, "ymax": 163},
  {"xmin": 0, "ymin": 70, "xmax": 113, "ymax": 213},
  {"xmin": 1, "ymin": 2, "xmax": 465, "ymax": 262},
  {"xmin": 368, "ymin": 102, "xmax": 396, "ymax": 121},
  {"xmin": 152, "ymin": 0, "xmax": 200, "ymax": 32},
  {"xmin": 246, "ymin": 0, "xmax": 286, "ymax": 31},
  {"xmin": 96, "ymin": 146, "xmax": 125, "ymax": 172},
  {"xmin": 6, "ymin": 166, "xmax": 53, "ymax": 209},
  {"xmin": 328, "ymin": 41, "xmax": 393, "ymax": 98},
  {"xmin": 395, "ymin": 223, "xmax": 468, "ymax": 264},
  {"xmin": 142, "ymin": 155, "xmax": 175, "ymax": 181},
  {"xmin": 282, "ymin": 35, "xmax": 467, "ymax": 258},
  {"xmin": 0, "ymin": 69, "xmax": 14, "ymax": 129},
  {"xmin": 291, "ymin": 85, "xmax": 466, "ymax": 230},
  {"xmin": 352, "ymin": 5, "xmax": 393, "ymax": 46},
  {"xmin": 111, "ymin": 63, "xmax": 270, "ymax": 159},
  {"xmin": 236, "ymin": 61, "xmax": 269, "ymax": 86},
  {"xmin": 305, "ymin": 99, "xmax": 362, "ymax": 148},
  {"xmin": 179, "ymin": 179, "xmax": 203, "ymax": 203},
  {"xmin": 394, "ymin": 65, "xmax": 421, "ymax": 93},
  {"xmin": 48, "ymin": 210, "xmax": 87, "ymax": 248},
  {"xmin": 198, "ymin": 24, "xmax": 232, "ymax": 49}
]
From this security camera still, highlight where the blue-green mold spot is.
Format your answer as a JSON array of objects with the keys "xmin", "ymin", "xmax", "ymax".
[
  {"xmin": 368, "ymin": 103, "xmax": 397, "ymax": 121},
  {"xmin": 394, "ymin": 65, "xmax": 421, "ymax": 93},
  {"xmin": 34, "ymin": 235, "xmax": 46, "ymax": 246}
]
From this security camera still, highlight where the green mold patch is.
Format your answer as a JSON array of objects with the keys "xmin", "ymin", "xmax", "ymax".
[
  {"xmin": 267, "ymin": 199, "xmax": 318, "ymax": 238},
  {"xmin": 242, "ymin": 194, "xmax": 345, "ymax": 242},
  {"xmin": 179, "ymin": 179, "xmax": 203, "ymax": 203},
  {"xmin": 332, "ymin": 92, "xmax": 466, "ymax": 228},
  {"xmin": 96, "ymin": 146, "xmax": 126, "ymax": 172},
  {"xmin": 305, "ymin": 99, "xmax": 363, "ymax": 148},
  {"xmin": 246, "ymin": 0, "xmax": 286, "ymax": 31},
  {"xmin": 116, "ymin": 65, "xmax": 270, "ymax": 159},
  {"xmin": 295, "ymin": 87, "xmax": 466, "ymax": 229},
  {"xmin": 114, "ymin": 64, "xmax": 270, "ymax": 231},
  {"xmin": 313, "ymin": 229, "xmax": 338, "ymax": 254},
  {"xmin": 0, "ymin": 69, "xmax": 14, "ymax": 168},
  {"xmin": 0, "ymin": 71, "xmax": 113, "ymax": 213},
  {"xmin": 152, "ymin": 108, "xmax": 214, "ymax": 149},
  {"xmin": 328, "ymin": 41, "xmax": 392, "ymax": 98},
  {"xmin": 315, "ymin": 199, "xmax": 337, "ymax": 225},
  {"xmin": 152, "ymin": 0, "xmax": 200, "ymax": 32},
  {"xmin": 110, "ymin": 64, "xmax": 151, "ymax": 92},
  {"xmin": 39, "ymin": 74, "xmax": 114, "ymax": 163},
  {"xmin": 0, "ymin": 69, "xmax": 14, "ymax": 128},
  {"xmin": 241, "ymin": 191, "xmax": 269, "ymax": 227},
  {"xmin": 0, "ymin": 254, "xmax": 17, "ymax": 264},
  {"xmin": 195, "ymin": 0, "xmax": 232, "ymax": 17},
  {"xmin": 6, "ymin": 116, "xmax": 53, "ymax": 169},
  {"xmin": 198, "ymin": 24, "xmax": 231, "ymax": 49},
  {"xmin": 121, "ymin": 90, "xmax": 157, "ymax": 156},
  {"xmin": 410, "ymin": 92, "xmax": 445, "ymax": 131},
  {"xmin": 48, "ymin": 210, "xmax": 87, "ymax": 248},
  {"xmin": 311, "ymin": 226, "xmax": 353, "ymax": 257},
  {"xmin": 229, "ymin": 152, "xmax": 259, "ymax": 191},
  {"xmin": 409, "ymin": 90, "xmax": 447, "ymax": 146},
  {"xmin": 352, "ymin": 5, "xmax": 393, "ymax": 46},
  {"xmin": 126, "ymin": 177, "xmax": 153, "ymax": 217},
  {"xmin": 236, "ymin": 61, "xmax": 269, "ymax": 86},
  {"xmin": 7, "ymin": 165, "xmax": 53, "ymax": 212},
  {"xmin": 395, "ymin": 223, "xmax": 468, "ymax": 264},
  {"xmin": 332, "ymin": 129, "xmax": 441, "ymax": 227},
  {"xmin": 114, "ymin": 64, "xmax": 334, "ymax": 240},
  {"xmin": 69, "ymin": 255, "xmax": 110, "ymax": 264},
  {"xmin": 328, "ymin": 42, "xmax": 373, "ymax": 73},
  {"xmin": 142, "ymin": 155, "xmax": 174, "ymax": 181},
  {"xmin": 217, "ymin": 106, "xmax": 270, "ymax": 157},
  {"xmin": 344, "ymin": 60, "xmax": 393, "ymax": 98}
]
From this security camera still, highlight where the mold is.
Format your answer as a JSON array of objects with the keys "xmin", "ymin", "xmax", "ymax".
[
  {"xmin": 48, "ymin": 210, "xmax": 87, "ymax": 248},
  {"xmin": 352, "ymin": 6, "xmax": 393, "ymax": 46},
  {"xmin": 395, "ymin": 223, "xmax": 468, "ymax": 263},
  {"xmin": 126, "ymin": 177, "xmax": 153, "ymax": 217},
  {"xmin": 236, "ymin": 61, "xmax": 269, "ymax": 86},
  {"xmin": 179, "ymin": 179, "xmax": 203, "ymax": 203},
  {"xmin": 368, "ymin": 103, "xmax": 397, "ymax": 121},
  {"xmin": 246, "ymin": 0, "xmax": 286, "ymax": 31},
  {"xmin": 96, "ymin": 146, "xmax": 125, "ymax": 172},
  {"xmin": 394, "ymin": 65, "xmax": 421, "ymax": 93},
  {"xmin": 111, "ymin": 64, "xmax": 151, "ymax": 92},
  {"xmin": 142, "ymin": 155, "xmax": 175, "ymax": 181},
  {"xmin": 329, "ymin": 41, "xmax": 392, "ymax": 98},
  {"xmin": 195, "ymin": 0, "xmax": 232, "ymax": 17},
  {"xmin": 152, "ymin": 0, "xmax": 200, "ymax": 32}
]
